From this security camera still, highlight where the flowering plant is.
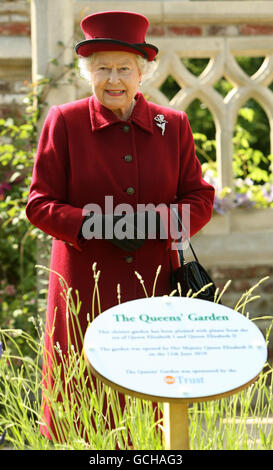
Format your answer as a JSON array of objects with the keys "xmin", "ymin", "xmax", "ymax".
[
  {"xmin": 199, "ymin": 129, "xmax": 273, "ymax": 215},
  {"xmin": 203, "ymin": 165, "xmax": 273, "ymax": 215},
  {"xmin": 203, "ymin": 165, "xmax": 272, "ymax": 214}
]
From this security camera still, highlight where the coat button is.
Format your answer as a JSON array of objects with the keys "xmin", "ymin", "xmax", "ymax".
[
  {"xmin": 123, "ymin": 125, "xmax": 130, "ymax": 133},
  {"xmin": 124, "ymin": 154, "xmax": 133, "ymax": 162},
  {"xmin": 125, "ymin": 256, "xmax": 133, "ymax": 263},
  {"xmin": 126, "ymin": 187, "xmax": 135, "ymax": 195}
]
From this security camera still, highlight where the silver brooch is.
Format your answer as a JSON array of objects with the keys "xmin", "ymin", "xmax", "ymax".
[{"xmin": 154, "ymin": 114, "xmax": 168, "ymax": 136}]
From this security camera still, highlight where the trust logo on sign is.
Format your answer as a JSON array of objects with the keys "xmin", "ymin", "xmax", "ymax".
[{"xmin": 164, "ymin": 375, "xmax": 176, "ymax": 384}]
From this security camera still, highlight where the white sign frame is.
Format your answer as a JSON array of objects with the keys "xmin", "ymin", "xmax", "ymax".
[{"xmin": 84, "ymin": 296, "xmax": 267, "ymax": 404}]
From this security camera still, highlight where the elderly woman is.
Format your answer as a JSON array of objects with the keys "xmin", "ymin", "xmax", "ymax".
[{"xmin": 26, "ymin": 11, "xmax": 214, "ymax": 441}]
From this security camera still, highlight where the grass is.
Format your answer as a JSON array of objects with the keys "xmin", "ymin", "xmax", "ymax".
[{"xmin": 0, "ymin": 266, "xmax": 272, "ymax": 450}]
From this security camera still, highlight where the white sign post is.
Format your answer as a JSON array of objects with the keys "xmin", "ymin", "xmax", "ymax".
[{"xmin": 84, "ymin": 296, "xmax": 267, "ymax": 450}]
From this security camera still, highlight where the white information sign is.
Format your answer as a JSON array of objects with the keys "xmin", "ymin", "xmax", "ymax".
[{"xmin": 84, "ymin": 297, "xmax": 267, "ymax": 400}]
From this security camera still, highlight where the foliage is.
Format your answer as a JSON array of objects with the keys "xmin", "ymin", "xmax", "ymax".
[
  {"xmin": 0, "ymin": 270, "xmax": 272, "ymax": 450},
  {"xmin": 0, "ymin": 91, "xmax": 40, "ymax": 339},
  {"xmin": 199, "ymin": 116, "xmax": 273, "ymax": 214}
]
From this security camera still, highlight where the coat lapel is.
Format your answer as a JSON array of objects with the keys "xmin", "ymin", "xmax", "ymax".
[{"xmin": 89, "ymin": 92, "xmax": 154, "ymax": 134}]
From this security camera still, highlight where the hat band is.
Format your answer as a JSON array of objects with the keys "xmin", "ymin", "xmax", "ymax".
[{"xmin": 75, "ymin": 38, "xmax": 157, "ymax": 59}]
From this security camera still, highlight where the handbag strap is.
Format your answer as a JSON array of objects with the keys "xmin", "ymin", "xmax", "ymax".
[{"xmin": 170, "ymin": 207, "xmax": 200, "ymax": 264}]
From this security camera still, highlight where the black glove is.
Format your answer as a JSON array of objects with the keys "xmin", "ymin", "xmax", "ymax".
[{"xmin": 79, "ymin": 211, "xmax": 164, "ymax": 252}]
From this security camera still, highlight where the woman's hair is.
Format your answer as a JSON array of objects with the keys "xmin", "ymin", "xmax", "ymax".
[{"xmin": 78, "ymin": 53, "xmax": 157, "ymax": 84}]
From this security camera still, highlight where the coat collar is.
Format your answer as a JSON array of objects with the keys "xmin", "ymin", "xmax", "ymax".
[{"xmin": 89, "ymin": 92, "xmax": 154, "ymax": 134}]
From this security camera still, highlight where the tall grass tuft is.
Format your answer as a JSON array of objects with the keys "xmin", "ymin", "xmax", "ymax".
[{"xmin": 0, "ymin": 267, "xmax": 272, "ymax": 450}]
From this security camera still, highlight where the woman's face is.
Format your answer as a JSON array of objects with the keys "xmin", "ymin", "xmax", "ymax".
[{"xmin": 89, "ymin": 51, "xmax": 142, "ymax": 120}]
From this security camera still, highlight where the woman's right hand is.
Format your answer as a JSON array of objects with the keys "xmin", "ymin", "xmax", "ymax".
[{"xmin": 79, "ymin": 211, "xmax": 163, "ymax": 251}]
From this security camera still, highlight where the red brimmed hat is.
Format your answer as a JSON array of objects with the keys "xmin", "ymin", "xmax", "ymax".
[{"xmin": 75, "ymin": 11, "xmax": 158, "ymax": 61}]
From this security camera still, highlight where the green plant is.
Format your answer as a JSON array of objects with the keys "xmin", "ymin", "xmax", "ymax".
[
  {"xmin": 0, "ymin": 268, "xmax": 272, "ymax": 450},
  {"xmin": 0, "ymin": 88, "xmax": 41, "ymax": 338}
]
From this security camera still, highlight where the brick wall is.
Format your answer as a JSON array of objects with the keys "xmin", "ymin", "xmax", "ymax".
[
  {"xmin": 209, "ymin": 265, "xmax": 273, "ymax": 359},
  {"xmin": 0, "ymin": 19, "xmax": 30, "ymax": 37},
  {"xmin": 0, "ymin": 0, "xmax": 31, "ymax": 118},
  {"xmin": 0, "ymin": 74, "xmax": 30, "ymax": 119},
  {"xmin": 148, "ymin": 22, "xmax": 273, "ymax": 37}
]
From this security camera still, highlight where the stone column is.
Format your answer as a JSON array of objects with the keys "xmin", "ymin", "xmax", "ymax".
[
  {"xmin": 216, "ymin": 118, "xmax": 234, "ymax": 192},
  {"xmin": 31, "ymin": 0, "xmax": 76, "ymax": 119},
  {"xmin": 30, "ymin": 0, "xmax": 76, "ymax": 310}
]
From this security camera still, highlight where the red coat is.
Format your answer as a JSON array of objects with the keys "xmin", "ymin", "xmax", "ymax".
[{"xmin": 26, "ymin": 92, "xmax": 214, "ymax": 438}]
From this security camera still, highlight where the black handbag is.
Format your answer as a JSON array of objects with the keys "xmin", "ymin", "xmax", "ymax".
[{"xmin": 169, "ymin": 209, "xmax": 220, "ymax": 303}]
